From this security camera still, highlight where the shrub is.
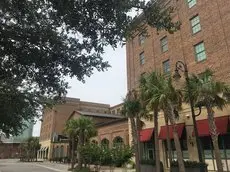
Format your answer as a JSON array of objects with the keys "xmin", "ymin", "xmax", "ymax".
[
  {"xmin": 111, "ymin": 146, "xmax": 133, "ymax": 167},
  {"xmin": 140, "ymin": 159, "xmax": 156, "ymax": 166},
  {"xmin": 171, "ymin": 160, "xmax": 208, "ymax": 168},
  {"xmin": 80, "ymin": 144, "xmax": 133, "ymax": 167}
]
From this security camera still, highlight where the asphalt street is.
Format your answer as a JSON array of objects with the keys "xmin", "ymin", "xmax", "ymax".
[{"xmin": 0, "ymin": 159, "xmax": 68, "ymax": 172}]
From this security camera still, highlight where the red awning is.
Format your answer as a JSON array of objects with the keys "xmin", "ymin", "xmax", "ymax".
[
  {"xmin": 195, "ymin": 116, "xmax": 229, "ymax": 137},
  {"xmin": 159, "ymin": 123, "xmax": 185, "ymax": 140},
  {"xmin": 140, "ymin": 128, "xmax": 154, "ymax": 142}
]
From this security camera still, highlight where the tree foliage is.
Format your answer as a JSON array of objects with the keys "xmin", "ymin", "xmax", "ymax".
[
  {"xmin": 64, "ymin": 117, "xmax": 97, "ymax": 170},
  {"xmin": 140, "ymin": 72, "xmax": 185, "ymax": 171},
  {"xmin": 184, "ymin": 69, "xmax": 230, "ymax": 108},
  {"xmin": 0, "ymin": 0, "xmax": 180, "ymax": 135},
  {"xmin": 80, "ymin": 143, "xmax": 133, "ymax": 168},
  {"xmin": 184, "ymin": 69, "xmax": 230, "ymax": 172},
  {"xmin": 19, "ymin": 137, "xmax": 41, "ymax": 162}
]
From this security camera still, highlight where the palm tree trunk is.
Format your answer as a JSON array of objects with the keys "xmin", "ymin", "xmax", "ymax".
[
  {"xmin": 172, "ymin": 124, "xmax": 185, "ymax": 172},
  {"xmin": 166, "ymin": 102, "xmax": 185, "ymax": 172},
  {"xmin": 206, "ymin": 105, "xmax": 224, "ymax": 172},
  {"xmin": 71, "ymin": 137, "xmax": 75, "ymax": 170},
  {"xmin": 136, "ymin": 117, "xmax": 142, "ymax": 160},
  {"xmin": 163, "ymin": 110, "xmax": 173, "ymax": 166},
  {"xmin": 77, "ymin": 131, "xmax": 84, "ymax": 170},
  {"xmin": 130, "ymin": 117, "xmax": 140, "ymax": 172},
  {"xmin": 154, "ymin": 108, "xmax": 160, "ymax": 172}
]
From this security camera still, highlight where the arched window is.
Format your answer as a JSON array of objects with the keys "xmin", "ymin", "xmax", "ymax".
[
  {"xmin": 113, "ymin": 136, "xmax": 124, "ymax": 147},
  {"xmin": 101, "ymin": 138, "xmax": 109, "ymax": 148},
  {"xmin": 92, "ymin": 140, "xmax": 98, "ymax": 145}
]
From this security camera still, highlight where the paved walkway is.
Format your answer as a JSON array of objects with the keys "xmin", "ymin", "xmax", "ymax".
[
  {"xmin": 36, "ymin": 161, "xmax": 70, "ymax": 171},
  {"xmin": 0, "ymin": 159, "xmax": 68, "ymax": 172},
  {"xmin": 38, "ymin": 161, "xmax": 135, "ymax": 172}
]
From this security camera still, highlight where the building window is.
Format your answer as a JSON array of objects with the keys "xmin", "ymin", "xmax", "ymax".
[
  {"xmin": 163, "ymin": 60, "xmax": 170, "ymax": 74},
  {"xmin": 190, "ymin": 15, "xmax": 201, "ymax": 34},
  {"xmin": 101, "ymin": 138, "xmax": 109, "ymax": 148},
  {"xmin": 139, "ymin": 34, "xmax": 145, "ymax": 45},
  {"xmin": 113, "ymin": 136, "xmax": 124, "ymax": 148},
  {"xmin": 160, "ymin": 36, "xmax": 168, "ymax": 53},
  {"xmin": 142, "ymin": 141, "xmax": 155, "ymax": 160},
  {"xmin": 139, "ymin": 52, "xmax": 145, "ymax": 65},
  {"xmin": 194, "ymin": 42, "xmax": 206, "ymax": 62},
  {"xmin": 187, "ymin": 0, "xmax": 196, "ymax": 8}
]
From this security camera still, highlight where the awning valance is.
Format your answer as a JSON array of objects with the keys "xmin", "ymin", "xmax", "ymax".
[
  {"xmin": 195, "ymin": 116, "xmax": 229, "ymax": 137},
  {"xmin": 159, "ymin": 123, "xmax": 185, "ymax": 140},
  {"xmin": 140, "ymin": 128, "xmax": 154, "ymax": 142}
]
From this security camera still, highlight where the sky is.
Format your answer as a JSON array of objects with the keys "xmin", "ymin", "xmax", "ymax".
[{"xmin": 32, "ymin": 45, "xmax": 127, "ymax": 136}]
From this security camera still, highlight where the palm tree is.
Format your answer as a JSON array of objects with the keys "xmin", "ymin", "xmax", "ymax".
[
  {"xmin": 141, "ymin": 72, "xmax": 185, "ymax": 172},
  {"xmin": 65, "ymin": 117, "xmax": 97, "ymax": 170},
  {"xmin": 30, "ymin": 137, "xmax": 40, "ymax": 161},
  {"xmin": 64, "ymin": 119, "xmax": 79, "ymax": 170},
  {"xmin": 139, "ymin": 74, "xmax": 161, "ymax": 172},
  {"xmin": 75, "ymin": 117, "xmax": 97, "ymax": 169},
  {"xmin": 19, "ymin": 137, "xmax": 40, "ymax": 162},
  {"xmin": 184, "ymin": 69, "xmax": 230, "ymax": 172},
  {"xmin": 122, "ymin": 90, "xmax": 142, "ymax": 172}
]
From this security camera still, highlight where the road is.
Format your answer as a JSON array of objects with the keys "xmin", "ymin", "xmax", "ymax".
[{"xmin": 0, "ymin": 159, "xmax": 69, "ymax": 172}]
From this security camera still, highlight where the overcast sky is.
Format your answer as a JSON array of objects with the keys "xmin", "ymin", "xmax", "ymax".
[{"xmin": 33, "ymin": 45, "xmax": 127, "ymax": 136}]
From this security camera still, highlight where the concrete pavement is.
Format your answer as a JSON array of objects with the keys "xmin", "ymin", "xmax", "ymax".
[
  {"xmin": 0, "ymin": 159, "xmax": 135, "ymax": 172},
  {"xmin": 0, "ymin": 159, "xmax": 68, "ymax": 172}
]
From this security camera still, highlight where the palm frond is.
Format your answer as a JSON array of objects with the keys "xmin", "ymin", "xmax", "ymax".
[{"xmin": 185, "ymin": 69, "xmax": 230, "ymax": 110}]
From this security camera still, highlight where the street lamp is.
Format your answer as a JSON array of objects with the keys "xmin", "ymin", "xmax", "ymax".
[{"xmin": 173, "ymin": 61, "xmax": 206, "ymax": 172}]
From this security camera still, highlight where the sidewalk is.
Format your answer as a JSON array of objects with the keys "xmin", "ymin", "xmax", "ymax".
[
  {"xmin": 99, "ymin": 166, "xmax": 135, "ymax": 172},
  {"xmin": 36, "ymin": 161, "xmax": 70, "ymax": 172},
  {"xmin": 36, "ymin": 161, "xmax": 135, "ymax": 172}
]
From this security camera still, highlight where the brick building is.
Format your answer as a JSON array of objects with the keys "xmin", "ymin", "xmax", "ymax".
[
  {"xmin": 0, "ymin": 120, "xmax": 33, "ymax": 159},
  {"xmin": 68, "ymin": 111, "xmax": 128, "ymax": 148},
  {"xmin": 0, "ymin": 143, "xmax": 20, "ymax": 159},
  {"xmin": 38, "ymin": 97, "xmax": 128, "ymax": 160},
  {"xmin": 126, "ymin": 0, "xmax": 230, "ymax": 171}
]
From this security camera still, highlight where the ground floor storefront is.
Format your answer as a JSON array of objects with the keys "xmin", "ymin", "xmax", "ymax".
[{"xmin": 140, "ymin": 115, "xmax": 230, "ymax": 171}]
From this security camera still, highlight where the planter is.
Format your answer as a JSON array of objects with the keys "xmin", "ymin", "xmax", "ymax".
[
  {"xmin": 171, "ymin": 166, "xmax": 208, "ymax": 172},
  {"xmin": 141, "ymin": 164, "xmax": 156, "ymax": 172},
  {"xmin": 140, "ymin": 164, "xmax": 164, "ymax": 172}
]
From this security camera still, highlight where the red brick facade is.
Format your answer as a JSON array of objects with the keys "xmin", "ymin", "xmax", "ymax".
[
  {"xmin": 40, "ymin": 98, "xmax": 111, "ymax": 142},
  {"xmin": 126, "ymin": 1, "xmax": 230, "ymax": 171},
  {"xmin": 95, "ymin": 119, "xmax": 129, "ymax": 147},
  {"xmin": 126, "ymin": 0, "xmax": 230, "ymax": 91}
]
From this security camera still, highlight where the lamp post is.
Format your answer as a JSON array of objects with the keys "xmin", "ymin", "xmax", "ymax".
[{"xmin": 173, "ymin": 60, "xmax": 206, "ymax": 172}]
